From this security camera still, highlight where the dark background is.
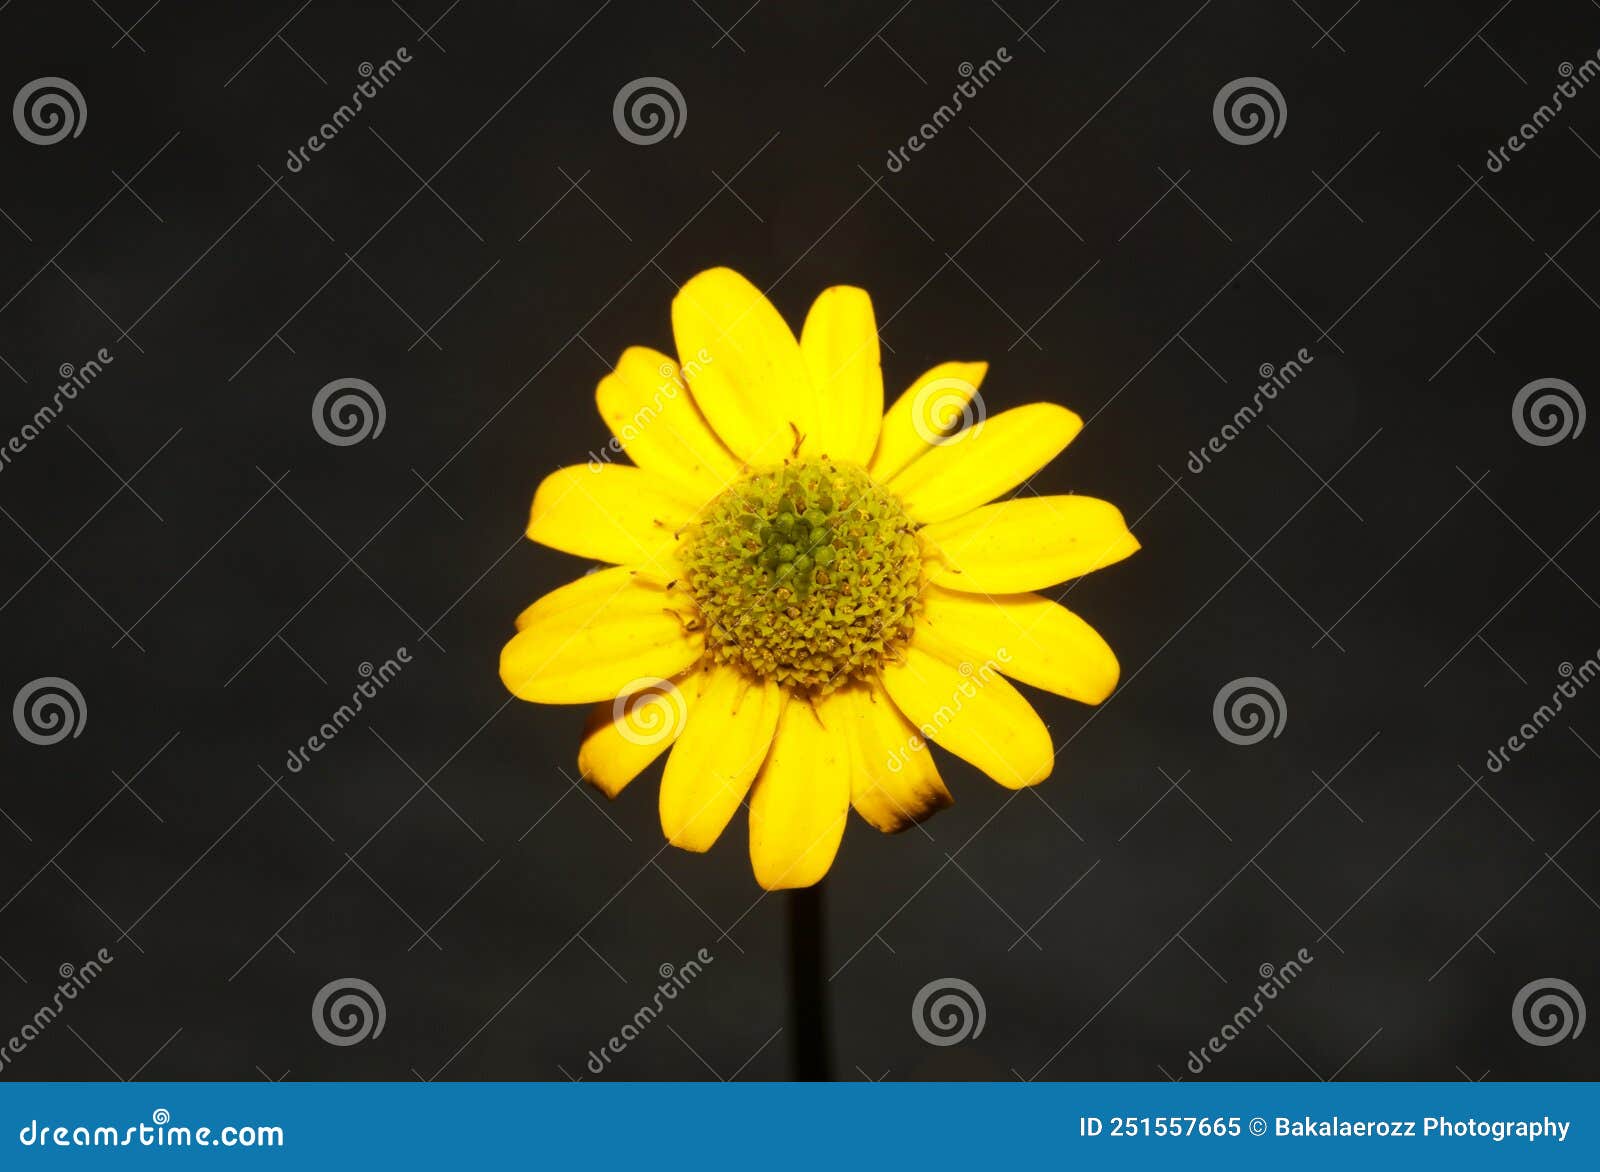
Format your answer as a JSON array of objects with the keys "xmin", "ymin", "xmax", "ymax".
[{"xmin": 0, "ymin": 0, "xmax": 1596, "ymax": 1082}]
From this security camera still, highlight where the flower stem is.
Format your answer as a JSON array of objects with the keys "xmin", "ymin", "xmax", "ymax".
[{"xmin": 788, "ymin": 882, "xmax": 831, "ymax": 1081}]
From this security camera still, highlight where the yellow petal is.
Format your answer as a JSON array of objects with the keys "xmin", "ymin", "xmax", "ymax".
[
  {"xmin": 797, "ymin": 286, "xmax": 882, "ymax": 463},
  {"xmin": 869, "ymin": 361, "xmax": 988, "ymax": 482},
  {"xmin": 921, "ymin": 496, "xmax": 1139, "ymax": 593},
  {"xmin": 888, "ymin": 403, "xmax": 1082, "ymax": 524},
  {"xmin": 748, "ymin": 696, "xmax": 849, "ymax": 890},
  {"xmin": 879, "ymin": 632, "xmax": 1054, "ymax": 789},
  {"xmin": 918, "ymin": 585, "xmax": 1119, "ymax": 705},
  {"xmin": 595, "ymin": 347, "xmax": 741, "ymax": 497},
  {"xmin": 526, "ymin": 464, "xmax": 698, "ymax": 570},
  {"xmin": 578, "ymin": 668, "xmax": 705, "ymax": 798},
  {"xmin": 500, "ymin": 572, "xmax": 701, "ymax": 704},
  {"xmin": 816, "ymin": 680, "xmax": 951, "ymax": 834},
  {"xmin": 659, "ymin": 666, "xmax": 782, "ymax": 851},
  {"xmin": 515, "ymin": 565, "xmax": 670, "ymax": 630},
  {"xmin": 670, "ymin": 268, "xmax": 811, "ymax": 465}
]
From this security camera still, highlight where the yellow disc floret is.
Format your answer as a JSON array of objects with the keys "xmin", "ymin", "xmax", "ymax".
[{"xmin": 680, "ymin": 459, "xmax": 922, "ymax": 693}]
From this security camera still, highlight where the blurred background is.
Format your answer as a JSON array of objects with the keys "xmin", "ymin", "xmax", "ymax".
[{"xmin": 0, "ymin": 0, "xmax": 1596, "ymax": 1080}]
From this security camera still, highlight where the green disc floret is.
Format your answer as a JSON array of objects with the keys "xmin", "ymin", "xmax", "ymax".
[{"xmin": 680, "ymin": 459, "xmax": 923, "ymax": 694}]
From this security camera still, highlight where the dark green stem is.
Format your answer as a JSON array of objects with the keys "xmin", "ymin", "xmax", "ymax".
[{"xmin": 788, "ymin": 882, "xmax": 831, "ymax": 1081}]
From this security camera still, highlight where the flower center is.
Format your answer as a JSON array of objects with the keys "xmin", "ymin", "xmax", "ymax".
[{"xmin": 680, "ymin": 459, "xmax": 923, "ymax": 694}]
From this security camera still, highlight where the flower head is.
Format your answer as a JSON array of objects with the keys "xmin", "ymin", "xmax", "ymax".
[{"xmin": 501, "ymin": 268, "xmax": 1139, "ymax": 889}]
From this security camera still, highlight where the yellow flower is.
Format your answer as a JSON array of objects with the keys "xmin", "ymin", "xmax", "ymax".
[{"xmin": 500, "ymin": 267, "xmax": 1139, "ymax": 889}]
